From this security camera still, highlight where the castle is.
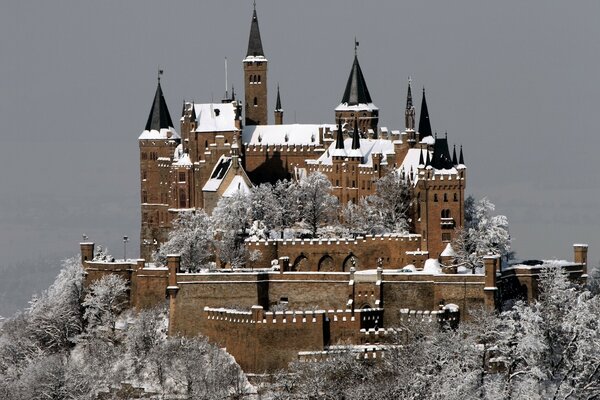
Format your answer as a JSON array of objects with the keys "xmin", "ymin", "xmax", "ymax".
[
  {"xmin": 139, "ymin": 4, "xmax": 465, "ymax": 263},
  {"xmin": 81, "ymin": 5, "xmax": 589, "ymax": 373}
]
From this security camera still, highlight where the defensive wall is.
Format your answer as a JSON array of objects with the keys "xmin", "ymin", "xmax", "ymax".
[
  {"xmin": 79, "ymin": 241, "xmax": 588, "ymax": 372},
  {"xmin": 202, "ymin": 306, "xmax": 382, "ymax": 372},
  {"xmin": 245, "ymin": 233, "xmax": 428, "ymax": 271}
]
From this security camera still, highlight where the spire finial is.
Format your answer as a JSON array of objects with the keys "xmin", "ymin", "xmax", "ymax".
[
  {"xmin": 354, "ymin": 37, "xmax": 359, "ymax": 56},
  {"xmin": 158, "ymin": 66, "xmax": 163, "ymax": 83},
  {"xmin": 253, "ymin": 0, "xmax": 256, "ymax": 10}
]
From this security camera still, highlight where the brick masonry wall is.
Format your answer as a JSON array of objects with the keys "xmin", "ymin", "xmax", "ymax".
[{"xmin": 246, "ymin": 234, "xmax": 428, "ymax": 271}]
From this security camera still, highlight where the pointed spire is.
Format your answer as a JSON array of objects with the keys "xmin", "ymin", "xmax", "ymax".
[
  {"xmin": 418, "ymin": 87, "xmax": 432, "ymax": 140},
  {"xmin": 336, "ymin": 119, "xmax": 345, "ymax": 150},
  {"xmin": 351, "ymin": 117, "xmax": 360, "ymax": 150},
  {"xmin": 452, "ymin": 144, "xmax": 458, "ymax": 165},
  {"xmin": 190, "ymin": 102, "xmax": 196, "ymax": 121},
  {"xmin": 246, "ymin": 3, "xmax": 265, "ymax": 58},
  {"xmin": 275, "ymin": 84, "xmax": 282, "ymax": 111},
  {"xmin": 419, "ymin": 148, "xmax": 424, "ymax": 166},
  {"xmin": 144, "ymin": 79, "xmax": 174, "ymax": 131},
  {"xmin": 459, "ymin": 145, "xmax": 465, "ymax": 165},
  {"xmin": 425, "ymin": 150, "xmax": 431, "ymax": 166},
  {"xmin": 181, "ymin": 100, "xmax": 186, "ymax": 118},
  {"xmin": 341, "ymin": 52, "xmax": 373, "ymax": 106},
  {"xmin": 406, "ymin": 78, "xmax": 413, "ymax": 109}
]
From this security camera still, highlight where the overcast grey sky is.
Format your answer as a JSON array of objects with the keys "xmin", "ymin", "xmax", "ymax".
[{"xmin": 1, "ymin": 1, "xmax": 599, "ymax": 313}]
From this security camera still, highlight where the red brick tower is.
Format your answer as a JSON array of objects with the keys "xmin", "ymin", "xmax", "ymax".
[
  {"xmin": 139, "ymin": 75, "xmax": 180, "ymax": 260},
  {"xmin": 244, "ymin": 4, "xmax": 268, "ymax": 126}
]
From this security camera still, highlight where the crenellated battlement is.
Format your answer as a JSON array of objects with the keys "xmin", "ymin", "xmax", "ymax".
[{"xmin": 245, "ymin": 233, "xmax": 422, "ymax": 247}]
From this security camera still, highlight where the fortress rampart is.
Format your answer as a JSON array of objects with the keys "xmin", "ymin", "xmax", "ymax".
[
  {"xmin": 245, "ymin": 233, "xmax": 428, "ymax": 271},
  {"xmin": 79, "ymin": 241, "xmax": 588, "ymax": 373}
]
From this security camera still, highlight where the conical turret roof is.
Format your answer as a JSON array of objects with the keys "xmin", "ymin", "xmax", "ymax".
[
  {"xmin": 275, "ymin": 84, "xmax": 282, "ymax": 111},
  {"xmin": 139, "ymin": 79, "xmax": 179, "ymax": 140},
  {"xmin": 145, "ymin": 82, "xmax": 174, "ymax": 132},
  {"xmin": 340, "ymin": 55, "xmax": 373, "ymax": 106},
  {"xmin": 246, "ymin": 6, "xmax": 265, "ymax": 58},
  {"xmin": 418, "ymin": 88, "xmax": 432, "ymax": 141}
]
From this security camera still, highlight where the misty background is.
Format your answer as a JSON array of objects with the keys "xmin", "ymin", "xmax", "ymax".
[{"xmin": 1, "ymin": 1, "xmax": 598, "ymax": 316}]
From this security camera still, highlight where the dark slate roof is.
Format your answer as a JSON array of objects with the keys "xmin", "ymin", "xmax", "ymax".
[
  {"xmin": 335, "ymin": 120, "xmax": 344, "ymax": 149},
  {"xmin": 418, "ymin": 88, "xmax": 432, "ymax": 140},
  {"xmin": 341, "ymin": 55, "xmax": 373, "ymax": 105},
  {"xmin": 430, "ymin": 137, "xmax": 454, "ymax": 170},
  {"xmin": 246, "ymin": 8, "xmax": 265, "ymax": 57},
  {"xmin": 275, "ymin": 84, "xmax": 282, "ymax": 111},
  {"xmin": 406, "ymin": 80, "xmax": 413, "ymax": 109},
  {"xmin": 452, "ymin": 145, "xmax": 458, "ymax": 165},
  {"xmin": 351, "ymin": 118, "xmax": 360, "ymax": 149},
  {"xmin": 144, "ymin": 82, "xmax": 174, "ymax": 131}
]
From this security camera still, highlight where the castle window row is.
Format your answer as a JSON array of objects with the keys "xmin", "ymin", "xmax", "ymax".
[
  {"xmin": 249, "ymin": 74, "xmax": 262, "ymax": 84},
  {"xmin": 433, "ymin": 193, "xmax": 459, "ymax": 202}
]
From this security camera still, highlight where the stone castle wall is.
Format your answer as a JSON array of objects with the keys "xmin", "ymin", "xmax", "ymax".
[{"xmin": 245, "ymin": 233, "xmax": 428, "ymax": 271}]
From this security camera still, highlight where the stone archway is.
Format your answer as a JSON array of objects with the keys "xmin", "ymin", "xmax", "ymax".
[
  {"xmin": 318, "ymin": 255, "xmax": 335, "ymax": 272},
  {"xmin": 342, "ymin": 254, "xmax": 359, "ymax": 272},
  {"xmin": 292, "ymin": 254, "xmax": 309, "ymax": 271}
]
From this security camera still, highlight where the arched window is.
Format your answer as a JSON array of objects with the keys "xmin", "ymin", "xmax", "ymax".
[
  {"xmin": 453, "ymin": 193, "xmax": 458, "ymax": 202},
  {"xmin": 253, "ymin": 97, "xmax": 258, "ymax": 106},
  {"xmin": 444, "ymin": 193, "xmax": 448, "ymax": 202},
  {"xmin": 248, "ymin": 75, "xmax": 252, "ymax": 83},
  {"xmin": 434, "ymin": 193, "xmax": 438, "ymax": 202},
  {"xmin": 257, "ymin": 75, "xmax": 261, "ymax": 83}
]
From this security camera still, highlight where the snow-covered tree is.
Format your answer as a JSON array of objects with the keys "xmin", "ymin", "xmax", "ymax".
[
  {"xmin": 298, "ymin": 172, "xmax": 339, "ymax": 237},
  {"xmin": 268, "ymin": 180, "xmax": 301, "ymax": 235},
  {"xmin": 492, "ymin": 267, "xmax": 600, "ymax": 399},
  {"xmin": 156, "ymin": 209, "xmax": 213, "ymax": 272},
  {"xmin": 82, "ymin": 274, "xmax": 128, "ymax": 335},
  {"xmin": 26, "ymin": 257, "xmax": 85, "ymax": 352},
  {"xmin": 454, "ymin": 196, "xmax": 511, "ymax": 269},
  {"xmin": 371, "ymin": 170, "xmax": 411, "ymax": 233}
]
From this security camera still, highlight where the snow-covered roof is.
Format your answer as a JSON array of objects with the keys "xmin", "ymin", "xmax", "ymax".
[
  {"xmin": 194, "ymin": 103, "xmax": 238, "ymax": 133},
  {"xmin": 423, "ymin": 258, "xmax": 442, "ymax": 274},
  {"xmin": 243, "ymin": 55, "xmax": 268, "ymax": 63},
  {"xmin": 242, "ymin": 124, "xmax": 334, "ymax": 146},
  {"xmin": 223, "ymin": 175, "xmax": 252, "ymax": 197},
  {"xmin": 440, "ymin": 243, "xmax": 457, "ymax": 257},
  {"xmin": 139, "ymin": 126, "xmax": 179, "ymax": 140},
  {"xmin": 173, "ymin": 152, "xmax": 192, "ymax": 167},
  {"xmin": 203, "ymin": 155, "xmax": 232, "ymax": 192},
  {"xmin": 311, "ymin": 138, "xmax": 394, "ymax": 166},
  {"xmin": 420, "ymin": 136, "xmax": 435, "ymax": 145},
  {"xmin": 398, "ymin": 148, "xmax": 429, "ymax": 185},
  {"xmin": 334, "ymin": 102, "xmax": 379, "ymax": 112}
]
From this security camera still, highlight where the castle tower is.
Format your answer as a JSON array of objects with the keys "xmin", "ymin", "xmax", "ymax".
[
  {"xmin": 274, "ymin": 84, "xmax": 283, "ymax": 125},
  {"xmin": 139, "ymin": 75, "xmax": 180, "ymax": 260},
  {"xmin": 244, "ymin": 4, "xmax": 268, "ymax": 126},
  {"xmin": 418, "ymin": 88, "xmax": 432, "ymax": 142},
  {"xmin": 335, "ymin": 44, "xmax": 379, "ymax": 135},
  {"xmin": 413, "ymin": 134, "xmax": 466, "ymax": 258}
]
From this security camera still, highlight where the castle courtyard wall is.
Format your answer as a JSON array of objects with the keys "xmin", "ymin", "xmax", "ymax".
[{"xmin": 246, "ymin": 233, "xmax": 428, "ymax": 271}]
